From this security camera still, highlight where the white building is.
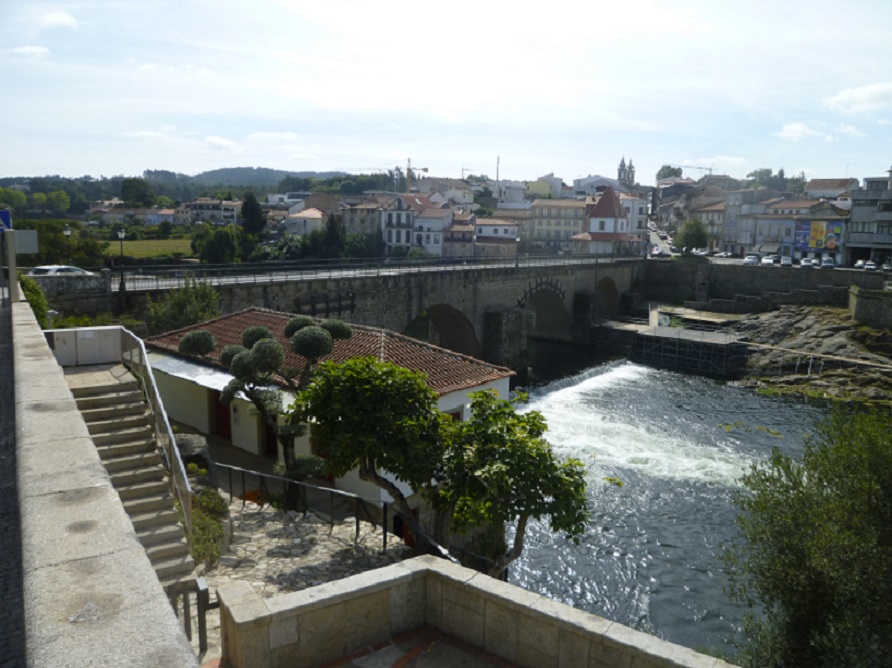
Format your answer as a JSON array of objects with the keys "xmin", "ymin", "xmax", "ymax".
[{"xmin": 146, "ymin": 308, "xmax": 513, "ymax": 502}]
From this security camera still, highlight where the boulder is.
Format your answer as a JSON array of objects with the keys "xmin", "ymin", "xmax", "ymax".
[{"xmin": 175, "ymin": 432, "xmax": 218, "ymax": 488}]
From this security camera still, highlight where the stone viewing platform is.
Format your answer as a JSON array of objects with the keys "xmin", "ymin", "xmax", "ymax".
[{"xmin": 192, "ymin": 498, "xmax": 412, "ymax": 663}]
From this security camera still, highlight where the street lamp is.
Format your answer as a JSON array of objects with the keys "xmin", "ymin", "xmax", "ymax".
[
  {"xmin": 515, "ymin": 235, "xmax": 521, "ymax": 268},
  {"xmin": 63, "ymin": 225, "xmax": 72, "ymax": 265},
  {"xmin": 117, "ymin": 229, "xmax": 126, "ymax": 292}
]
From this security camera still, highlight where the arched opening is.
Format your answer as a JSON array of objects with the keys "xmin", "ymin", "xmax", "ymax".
[
  {"xmin": 527, "ymin": 289, "xmax": 571, "ymax": 340},
  {"xmin": 405, "ymin": 304, "xmax": 480, "ymax": 358}
]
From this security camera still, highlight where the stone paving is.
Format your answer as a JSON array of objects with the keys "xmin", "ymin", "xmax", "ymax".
[
  {"xmin": 192, "ymin": 497, "xmax": 412, "ymax": 664},
  {"xmin": 0, "ymin": 288, "xmax": 27, "ymax": 668}
]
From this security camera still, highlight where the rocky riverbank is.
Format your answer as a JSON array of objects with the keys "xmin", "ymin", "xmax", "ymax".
[{"xmin": 728, "ymin": 306, "xmax": 892, "ymax": 405}]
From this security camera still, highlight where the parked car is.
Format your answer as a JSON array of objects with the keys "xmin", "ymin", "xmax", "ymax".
[
  {"xmin": 854, "ymin": 259, "xmax": 866, "ymax": 269},
  {"xmin": 743, "ymin": 254, "xmax": 760, "ymax": 266},
  {"xmin": 780, "ymin": 256, "xmax": 793, "ymax": 267},
  {"xmin": 864, "ymin": 260, "xmax": 879, "ymax": 272},
  {"xmin": 27, "ymin": 265, "xmax": 94, "ymax": 276},
  {"xmin": 760, "ymin": 256, "xmax": 776, "ymax": 266},
  {"xmin": 820, "ymin": 257, "xmax": 836, "ymax": 269},
  {"xmin": 800, "ymin": 258, "xmax": 814, "ymax": 268}
]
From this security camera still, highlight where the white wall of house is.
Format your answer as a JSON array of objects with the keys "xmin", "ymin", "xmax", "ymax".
[
  {"xmin": 230, "ymin": 397, "xmax": 262, "ymax": 456},
  {"xmin": 155, "ymin": 371, "xmax": 212, "ymax": 433}
]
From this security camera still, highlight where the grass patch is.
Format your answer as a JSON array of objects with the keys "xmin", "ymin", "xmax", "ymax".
[{"xmin": 122, "ymin": 238, "xmax": 194, "ymax": 258}]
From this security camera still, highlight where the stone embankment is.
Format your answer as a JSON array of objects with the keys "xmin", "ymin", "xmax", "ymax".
[{"xmin": 729, "ymin": 305, "xmax": 892, "ymax": 404}]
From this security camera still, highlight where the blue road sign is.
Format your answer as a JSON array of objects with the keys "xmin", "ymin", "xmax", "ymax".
[{"xmin": 0, "ymin": 210, "xmax": 10, "ymax": 231}]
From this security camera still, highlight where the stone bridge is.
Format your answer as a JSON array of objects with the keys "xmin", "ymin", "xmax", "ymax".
[{"xmin": 214, "ymin": 260, "xmax": 641, "ymax": 366}]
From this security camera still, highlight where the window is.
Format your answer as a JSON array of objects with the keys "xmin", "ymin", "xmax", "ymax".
[
  {"xmin": 494, "ymin": 228, "xmax": 499, "ymax": 234},
  {"xmin": 387, "ymin": 230, "xmax": 393, "ymax": 242},
  {"xmin": 599, "ymin": 220, "xmax": 605, "ymax": 231}
]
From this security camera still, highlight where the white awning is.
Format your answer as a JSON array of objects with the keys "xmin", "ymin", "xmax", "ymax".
[{"xmin": 147, "ymin": 352, "xmax": 235, "ymax": 392}]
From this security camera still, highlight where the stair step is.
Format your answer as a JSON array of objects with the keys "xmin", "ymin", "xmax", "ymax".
[
  {"xmin": 146, "ymin": 537, "xmax": 191, "ymax": 563},
  {"xmin": 87, "ymin": 413, "xmax": 150, "ymax": 435},
  {"xmin": 70, "ymin": 380, "xmax": 140, "ymax": 398},
  {"xmin": 76, "ymin": 389, "xmax": 145, "ymax": 410},
  {"xmin": 103, "ymin": 451, "xmax": 162, "ymax": 472},
  {"xmin": 93, "ymin": 425, "xmax": 153, "ymax": 446},
  {"xmin": 160, "ymin": 572, "xmax": 198, "ymax": 592},
  {"xmin": 96, "ymin": 439, "xmax": 156, "ymax": 460},
  {"xmin": 123, "ymin": 491, "xmax": 175, "ymax": 515},
  {"xmin": 153, "ymin": 554, "xmax": 197, "ymax": 581},
  {"xmin": 110, "ymin": 465, "xmax": 166, "ymax": 487},
  {"xmin": 82, "ymin": 402, "xmax": 147, "ymax": 424},
  {"xmin": 131, "ymin": 508, "xmax": 181, "ymax": 531},
  {"xmin": 116, "ymin": 479, "xmax": 169, "ymax": 500},
  {"xmin": 137, "ymin": 523, "xmax": 187, "ymax": 548}
]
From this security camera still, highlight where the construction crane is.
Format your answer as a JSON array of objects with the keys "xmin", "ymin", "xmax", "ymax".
[
  {"xmin": 406, "ymin": 159, "xmax": 428, "ymax": 193},
  {"xmin": 672, "ymin": 163, "xmax": 715, "ymax": 176},
  {"xmin": 462, "ymin": 167, "xmax": 475, "ymax": 180}
]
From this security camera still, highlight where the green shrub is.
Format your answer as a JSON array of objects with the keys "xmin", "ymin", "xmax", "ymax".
[
  {"xmin": 194, "ymin": 486, "xmax": 228, "ymax": 518},
  {"xmin": 186, "ymin": 462, "xmax": 208, "ymax": 477},
  {"xmin": 19, "ymin": 274, "xmax": 48, "ymax": 328},
  {"xmin": 241, "ymin": 325, "xmax": 273, "ymax": 349},
  {"xmin": 190, "ymin": 507, "xmax": 225, "ymax": 567},
  {"xmin": 178, "ymin": 329, "xmax": 216, "ymax": 356},
  {"xmin": 274, "ymin": 454, "xmax": 325, "ymax": 481}
]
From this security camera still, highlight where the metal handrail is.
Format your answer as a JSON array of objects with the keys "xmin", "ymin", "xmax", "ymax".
[{"xmin": 119, "ymin": 328, "xmax": 193, "ymax": 548}]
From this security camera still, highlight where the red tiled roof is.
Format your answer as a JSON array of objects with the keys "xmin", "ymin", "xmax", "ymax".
[
  {"xmin": 588, "ymin": 187, "xmax": 625, "ymax": 219},
  {"xmin": 146, "ymin": 308, "xmax": 512, "ymax": 396}
]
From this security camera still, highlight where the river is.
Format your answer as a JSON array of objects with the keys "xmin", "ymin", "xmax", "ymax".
[{"xmin": 510, "ymin": 360, "xmax": 826, "ymax": 657}]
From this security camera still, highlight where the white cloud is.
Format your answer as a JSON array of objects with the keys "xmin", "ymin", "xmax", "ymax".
[
  {"xmin": 838, "ymin": 123, "xmax": 866, "ymax": 138},
  {"xmin": 824, "ymin": 82, "xmax": 892, "ymax": 114},
  {"xmin": 247, "ymin": 132, "xmax": 299, "ymax": 142},
  {"xmin": 10, "ymin": 45, "xmax": 50, "ymax": 57},
  {"xmin": 775, "ymin": 122, "xmax": 826, "ymax": 142},
  {"xmin": 205, "ymin": 136, "xmax": 238, "ymax": 151},
  {"xmin": 37, "ymin": 10, "xmax": 82, "ymax": 28}
]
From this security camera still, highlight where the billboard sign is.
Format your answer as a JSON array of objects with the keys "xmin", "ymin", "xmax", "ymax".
[{"xmin": 795, "ymin": 220, "xmax": 844, "ymax": 252}]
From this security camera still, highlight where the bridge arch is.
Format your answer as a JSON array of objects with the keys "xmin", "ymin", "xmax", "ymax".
[
  {"xmin": 405, "ymin": 304, "xmax": 480, "ymax": 358},
  {"xmin": 517, "ymin": 279, "xmax": 572, "ymax": 339}
]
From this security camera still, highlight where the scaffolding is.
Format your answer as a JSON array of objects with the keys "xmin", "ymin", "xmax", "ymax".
[{"xmin": 631, "ymin": 326, "xmax": 748, "ymax": 378}]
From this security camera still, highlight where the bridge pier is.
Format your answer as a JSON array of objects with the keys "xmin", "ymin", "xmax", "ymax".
[{"xmin": 482, "ymin": 307, "xmax": 535, "ymax": 369}]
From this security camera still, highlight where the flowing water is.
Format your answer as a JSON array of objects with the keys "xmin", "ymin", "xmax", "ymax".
[{"xmin": 510, "ymin": 360, "xmax": 826, "ymax": 657}]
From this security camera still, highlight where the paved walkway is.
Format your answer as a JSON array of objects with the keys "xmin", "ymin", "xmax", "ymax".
[
  {"xmin": 192, "ymin": 498, "xmax": 413, "ymax": 664},
  {"xmin": 0, "ymin": 286, "xmax": 27, "ymax": 668}
]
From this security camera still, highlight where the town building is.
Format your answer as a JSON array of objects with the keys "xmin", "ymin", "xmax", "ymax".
[
  {"xmin": 474, "ymin": 219, "xmax": 519, "ymax": 258},
  {"xmin": 847, "ymin": 168, "xmax": 892, "ymax": 265},
  {"xmin": 282, "ymin": 207, "xmax": 325, "ymax": 237},
  {"xmin": 571, "ymin": 187, "xmax": 641, "ymax": 255},
  {"xmin": 145, "ymin": 308, "xmax": 513, "ymax": 501},
  {"xmin": 531, "ymin": 198, "xmax": 586, "ymax": 252}
]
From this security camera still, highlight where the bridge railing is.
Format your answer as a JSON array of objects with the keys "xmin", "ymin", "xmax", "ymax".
[{"xmin": 101, "ymin": 252, "xmax": 642, "ymax": 292}]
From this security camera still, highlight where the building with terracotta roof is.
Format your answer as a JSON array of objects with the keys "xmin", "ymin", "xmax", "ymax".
[
  {"xmin": 145, "ymin": 308, "xmax": 512, "ymax": 499},
  {"xmin": 805, "ymin": 177, "xmax": 860, "ymax": 199},
  {"xmin": 572, "ymin": 187, "xmax": 642, "ymax": 255},
  {"xmin": 283, "ymin": 207, "xmax": 325, "ymax": 236}
]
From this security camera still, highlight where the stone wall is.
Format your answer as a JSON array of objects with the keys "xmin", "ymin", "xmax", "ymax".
[
  {"xmin": 849, "ymin": 285, "xmax": 892, "ymax": 329},
  {"xmin": 644, "ymin": 260, "xmax": 886, "ymax": 306},
  {"xmin": 217, "ymin": 555, "xmax": 735, "ymax": 668},
  {"xmin": 12, "ymin": 298, "xmax": 197, "ymax": 667}
]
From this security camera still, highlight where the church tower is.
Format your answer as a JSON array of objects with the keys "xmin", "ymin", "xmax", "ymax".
[{"xmin": 618, "ymin": 157, "xmax": 627, "ymax": 184}]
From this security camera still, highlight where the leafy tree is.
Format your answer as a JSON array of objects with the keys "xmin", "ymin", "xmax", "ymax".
[
  {"xmin": 121, "ymin": 177, "xmax": 156, "ymax": 207},
  {"xmin": 290, "ymin": 358, "xmax": 591, "ymax": 573},
  {"xmin": 241, "ymin": 192, "xmax": 266, "ymax": 237},
  {"xmin": 198, "ymin": 226, "xmax": 239, "ymax": 264},
  {"xmin": 178, "ymin": 330, "xmax": 216, "ymax": 357},
  {"xmin": 212, "ymin": 318, "xmax": 353, "ymax": 469},
  {"xmin": 144, "ymin": 277, "xmax": 220, "ymax": 334},
  {"xmin": 13, "ymin": 219, "xmax": 107, "ymax": 266},
  {"xmin": 674, "ymin": 219, "xmax": 709, "ymax": 251},
  {"xmin": 440, "ymin": 390, "xmax": 589, "ymax": 576},
  {"xmin": 656, "ymin": 165, "xmax": 683, "ymax": 181},
  {"xmin": 0, "ymin": 187, "xmax": 27, "ymax": 213},
  {"xmin": 158, "ymin": 220, "xmax": 173, "ymax": 239},
  {"xmin": 46, "ymin": 190, "xmax": 70, "ymax": 215},
  {"xmin": 290, "ymin": 357, "xmax": 449, "ymax": 550},
  {"xmin": 30, "ymin": 192, "xmax": 47, "ymax": 212},
  {"xmin": 724, "ymin": 408, "xmax": 892, "ymax": 668}
]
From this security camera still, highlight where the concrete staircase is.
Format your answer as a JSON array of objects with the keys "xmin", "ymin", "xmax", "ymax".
[{"xmin": 69, "ymin": 372, "xmax": 196, "ymax": 592}]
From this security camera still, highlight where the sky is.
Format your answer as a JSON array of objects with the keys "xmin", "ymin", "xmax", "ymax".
[{"xmin": 4, "ymin": 0, "xmax": 892, "ymax": 186}]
